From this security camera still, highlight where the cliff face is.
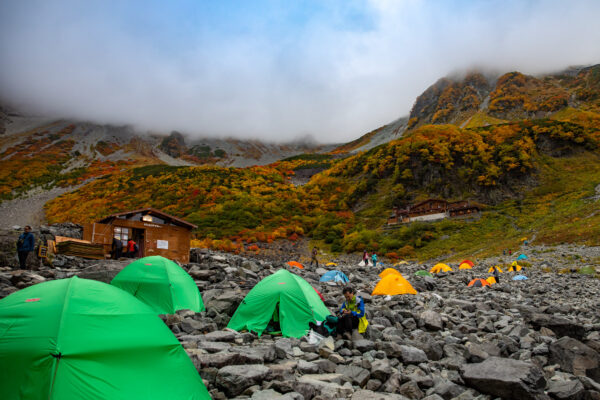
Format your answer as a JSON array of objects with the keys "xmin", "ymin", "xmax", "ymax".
[
  {"xmin": 407, "ymin": 65, "xmax": 600, "ymax": 130},
  {"xmin": 408, "ymin": 72, "xmax": 493, "ymax": 128}
]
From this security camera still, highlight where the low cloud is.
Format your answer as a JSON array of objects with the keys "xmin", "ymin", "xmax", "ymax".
[{"xmin": 1, "ymin": 0, "xmax": 599, "ymax": 143}]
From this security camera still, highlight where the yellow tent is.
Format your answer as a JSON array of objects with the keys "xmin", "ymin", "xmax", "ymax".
[
  {"xmin": 379, "ymin": 268, "xmax": 401, "ymax": 279},
  {"xmin": 430, "ymin": 263, "xmax": 452, "ymax": 273},
  {"xmin": 488, "ymin": 265, "xmax": 503, "ymax": 273},
  {"xmin": 326, "ymin": 262, "xmax": 337, "ymax": 267},
  {"xmin": 508, "ymin": 261, "xmax": 522, "ymax": 272},
  {"xmin": 372, "ymin": 273, "xmax": 417, "ymax": 295},
  {"xmin": 459, "ymin": 262, "xmax": 473, "ymax": 270},
  {"xmin": 486, "ymin": 276, "xmax": 497, "ymax": 285},
  {"xmin": 394, "ymin": 261, "xmax": 409, "ymax": 266}
]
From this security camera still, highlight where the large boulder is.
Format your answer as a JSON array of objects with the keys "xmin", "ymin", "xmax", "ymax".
[
  {"xmin": 549, "ymin": 337, "xmax": 600, "ymax": 382},
  {"xmin": 526, "ymin": 313, "xmax": 586, "ymax": 340},
  {"xmin": 461, "ymin": 356, "xmax": 546, "ymax": 400}
]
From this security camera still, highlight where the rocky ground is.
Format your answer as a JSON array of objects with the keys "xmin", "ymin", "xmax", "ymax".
[{"xmin": 1, "ymin": 227, "xmax": 599, "ymax": 399}]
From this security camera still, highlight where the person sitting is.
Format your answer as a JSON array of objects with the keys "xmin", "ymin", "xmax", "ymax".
[{"xmin": 336, "ymin": 286, "xmax": 368, "ymax": 340}]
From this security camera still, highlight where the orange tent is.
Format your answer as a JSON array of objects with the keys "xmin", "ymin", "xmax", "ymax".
[
  {"xmin": 379, "ymin": 268, "xmax": 401, "ymax": 279},
  {"xmin": 372, "ymin": 273, "xmax": 417, "ymax": 296},
  {"xmin": 286, "ymin": 261, "xmax": 304, "ymax": 269},
  {"xmin": 468, "ymin": 278, "xmax": 491, "ymax": 287}
]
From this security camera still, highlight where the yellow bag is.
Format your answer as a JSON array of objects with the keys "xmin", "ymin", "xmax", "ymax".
[{"xmin": 358, "ymin": 316, "xmax": 369, "ymax": 333}]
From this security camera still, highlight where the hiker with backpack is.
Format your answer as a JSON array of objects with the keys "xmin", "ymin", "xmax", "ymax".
[
  {"xmin": 16, "ymin": 226, "xmax": 35, "ymax": 269},
  {"xmin": 362, "ymin": 250, "xmax": 369, "ymax": 266},
  {"xmin": 336, "ymin": 286, "xmax": 368, "ymax": 340}
]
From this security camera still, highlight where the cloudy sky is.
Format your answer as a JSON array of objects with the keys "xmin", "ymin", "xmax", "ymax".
[{"xmin": 1, "ymin": 0, "xmax": 599, "ymax": 143}]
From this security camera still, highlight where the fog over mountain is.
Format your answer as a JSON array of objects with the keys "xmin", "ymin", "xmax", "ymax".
[{"xmin": 1, "ymin": 0, "xmax": 599, "ymax": 143}]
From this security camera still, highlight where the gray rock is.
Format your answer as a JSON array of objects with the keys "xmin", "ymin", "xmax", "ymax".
[
  {"xmin": 336, "ymin": 364, "xmax": 370, "ymax": 387},
  {"xmin": 202, "ymin": 330, "xmax": 237, "ymax": 342},
  {"xmin": 216, "ymin": 364, "xmax": 270, "ymax": 397},
  {"xmin": 399, "ymin": 380, "xmax": 425, "ymax": 399},
  {"xmin": 400, "ymin": 345, "xmax": 429, "ymax": 364},
  {"xmin": 526, "ymin": 313, "xmax": 586, "ymax": 340},
  {"xmin": 549, "ymin": 337, "xmax": 600, "ymax": 382},
  {"xmin": 461, "ymin": 356, "xmax": 546, "ymax": 400},
  {"xmin": 421, "ymin": 310, "xmax": 443, "ymax": 331},
  {"xmin": 352, "ymin": 389, "xmax": 410, "ymax": 399},
  {"xmin": 546, "ymin": 379, "xmax": 585, "ymax": 400}
]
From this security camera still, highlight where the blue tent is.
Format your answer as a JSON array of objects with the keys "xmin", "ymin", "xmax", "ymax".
[
  {"xmin": 320, "ymin": 270, "xmax": 349, "ymax": 283},
  {"xmin": 512, "ymin": 275, "xmax": 528, "ymax": 281},
  {"xmin": 517, "ymin": 254, "xmax": 528, "ymax": 260}
]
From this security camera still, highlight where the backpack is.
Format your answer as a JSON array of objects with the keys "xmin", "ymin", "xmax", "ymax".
[{"xmin": 134, "ymin": 243, "xmax": 139, "ymax": 252}]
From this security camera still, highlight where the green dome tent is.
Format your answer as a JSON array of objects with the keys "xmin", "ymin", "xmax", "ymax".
[
  {"xmin": 0, "ymin": 276, "xmax": 210, "ymax": 400},
  {"xmin": 227, "ymin": 269, "xmax": 331, "ymax": 338},
  {"xmin": 111, "ymin": 255, "xmax": 204, "ymax": 315}
]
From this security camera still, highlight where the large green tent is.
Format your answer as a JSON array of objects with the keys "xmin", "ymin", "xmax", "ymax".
[
  {"xmin": 227, "ymin": 269, "xmax": 331, "ymax": 338},
  {"xmin": 111, "ymin": 255, "xmax": 204, "ymax": 315},
  {"xmin": 0, "ymin": 277, "xmax": 210, "ymax": 400}
]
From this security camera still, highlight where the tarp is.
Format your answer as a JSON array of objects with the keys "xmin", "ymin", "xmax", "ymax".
[
  {"xmin": 430, "ymin": 263, "xmax": 452, "ymax": 273},
  {"xmin": 287, "ymin": 261, "xmax": 304, "ymax": 269},
  {"xmin": 394, "ymin": 261, "xmax": 409, "ymax": 266},
  {"xmin": 325, "ymin": 262, "xmax": 337, "ymax": 266},
  {"xmin": 459, "ymin": 262, "xmax": 473, "ymax": 270},
  {"xmin": 319, "ymin": 270, "xmax": 349, "ymax": 283},
  {"xmin": 517, "ymin": 254, "xmax": 528, "ymax": 260},
  {"xmin": 512, "ymin": 275, "xmax": 528, "ymax": 280},
  {"xmin": 372, "ymin": 273, "xmax": 417, "ymax": 295},
  {"xmin": 227, "ymin": 269, "xmax": 331, "ymax": 338},
  {"xmin": 111, "ymin": 256, "xmax": 204, "ymax": 315},
  {"xmin": 415, "ymin": 270, "xmax": 433, "ymax": 277},
  {"xmin": 468, "ymin": 278, "xmax": 491, "ymax": 287},
  {"xmin": 379, "ymin": 268, "xmax": 401, "ymax": 279},
  {"xmin": 488, "ymin": 266, "xmax": 503, "ymax": 273},
  {"xmin": 0, "ymin": 277, "xmax": 210, "ymax": 400}
]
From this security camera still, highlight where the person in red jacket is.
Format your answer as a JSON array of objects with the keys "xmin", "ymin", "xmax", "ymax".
[{"xmin": 126, "ymin": 239, "xmax": 138, "ymax": 258}]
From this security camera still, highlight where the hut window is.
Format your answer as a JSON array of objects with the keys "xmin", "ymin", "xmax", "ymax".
[{"xmin": 142, "ymin": 215, "xmax": 153, "ymax": 222}]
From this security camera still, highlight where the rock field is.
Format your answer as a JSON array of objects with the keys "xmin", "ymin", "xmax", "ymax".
[{"xmin": 1, "ymin": 226, "xmax": 599, "ymax": 399}]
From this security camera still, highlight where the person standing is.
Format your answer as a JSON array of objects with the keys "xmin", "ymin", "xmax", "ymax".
[
  {"xmin": 16, "ymin": 226, "xmax": 35, "ymax": 269},
  {"xmin": 126, "ymin": 238, "xmax": 137, "ymax": 258},
  {"xmin": 371, "ymin": 253, "xmax": 378, "ymax": 267},
  {"xmin": 492, "ymin": 265, "xmax": 500, "ymax": 284},
  {"xmin": 336, "ymin": 286, "xmax": 368, "ymax": 340},
  {"xmin": 362, "ymin": 250, "xmax": 369, "ymax": 266},
  {"xmin": 310, "ymin": 246, "xmax": 319, "ymax": 268},
  {"xmin": 112, "ymin": 236, "xmax": 123, "ymax": 259}
]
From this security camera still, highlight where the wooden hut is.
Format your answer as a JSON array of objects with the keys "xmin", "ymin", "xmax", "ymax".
[{"xmin": 83, "ymin": 208, "xmax": 197, "ymax": 263}]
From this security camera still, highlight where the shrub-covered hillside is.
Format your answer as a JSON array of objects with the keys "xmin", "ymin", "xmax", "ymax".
[{"xmin": 45, "ymin": 115, "xmax": 600, "ymax": 260}]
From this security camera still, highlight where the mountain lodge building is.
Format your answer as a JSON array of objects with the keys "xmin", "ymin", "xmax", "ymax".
[
  {"xmin": 83, "ymin": 208, "xmax": 197, "ymax": 263},
  {"xmin": 387, "ymin": 199, "xmax": 480, "ymax": 225}
]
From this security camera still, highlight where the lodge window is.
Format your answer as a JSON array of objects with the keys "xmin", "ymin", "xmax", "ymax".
[{"xmin": 114, "ymin": 227, "xmax": 129, "ymax": 246}]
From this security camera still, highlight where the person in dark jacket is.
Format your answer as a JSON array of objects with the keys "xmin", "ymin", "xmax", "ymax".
[
  {"xmin": 112, "ymin": 237, "xmax": 123, "ymax": 259},
  {"xmin": 336, "ymin": 286, "xmax": 366, "ymax": 340},
  {"xmin": 16, "ymin": 226, "xmax": 35, "ymax": 269}
]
